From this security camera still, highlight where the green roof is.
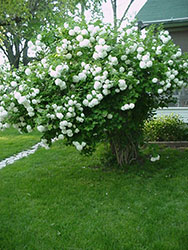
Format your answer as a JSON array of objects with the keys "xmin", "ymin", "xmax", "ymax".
[{"xmin": 137, "ymin": 0, "xmax": 188, "ymax": 23}]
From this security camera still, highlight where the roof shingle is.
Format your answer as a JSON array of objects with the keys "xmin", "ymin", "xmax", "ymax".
[{"xmin": 137, "ymin": 0, "xmax": 188, "ymax": 22}]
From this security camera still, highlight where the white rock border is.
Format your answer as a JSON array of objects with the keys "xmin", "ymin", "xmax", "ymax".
[{"xmin": 0, "ymin": 142, "xmax": 42, "ymax": 170}]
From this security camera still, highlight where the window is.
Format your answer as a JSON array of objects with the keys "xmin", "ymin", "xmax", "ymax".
[{"xmin": 169, "ymin": 88, "xmax": 188, "ymax": 107}]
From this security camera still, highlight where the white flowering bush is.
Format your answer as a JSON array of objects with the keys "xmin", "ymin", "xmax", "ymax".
[{"xmin": 1, "ymin": 18, "xmax": 188, "ymax": 166}]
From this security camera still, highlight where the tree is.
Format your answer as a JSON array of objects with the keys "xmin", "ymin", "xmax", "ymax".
[
  {"xmin": 110, "ymin": 0, "xmax": 135, "ymax": 28},
  {"xmin": 1, "ymin": 19, "xmax": 188, "ymax": 166}
]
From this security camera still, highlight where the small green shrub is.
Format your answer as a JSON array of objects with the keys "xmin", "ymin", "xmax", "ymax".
[{"xmin": 143, "ymin": 114, "xmax": 188, "ymax": 141}]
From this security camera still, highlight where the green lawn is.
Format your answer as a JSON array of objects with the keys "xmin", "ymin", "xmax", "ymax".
[
  {"xmin": 0, "ymin": 130, "xmax": 188, "ymax": 249},
  {"xmin": 0, "ymin": 128, "xmax": 40, "ymax": 161}
]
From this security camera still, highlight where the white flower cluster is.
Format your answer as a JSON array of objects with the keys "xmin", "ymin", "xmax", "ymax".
[
  {"xmin": 150, "ymin": 155, "xmax": 160, "ymax": 162},
  {"xmin": 159, "ymin": 30, "xmax": 171, "ymax": 44},
  {"xmin": 72, "ymin": 141, "xmax": 86, "ymax": 151},
  {"xmin": 138, "ymin": 50, "xmax": 153, "ymax": 69},
  {"xmin": 54, "ymin": 96, "xmax": 84, "ymax": 138},
  {"xmin": 37, "ymin": 125, "xmax": 45, "ymax": 133},
  {"xmin": 13, "ymin": 91, "xmax": 35, "ymax": 117},
  {"xmin": 49, "ymin": 64, "xmax": 69, "ymax": 79},
  {"xmin": 93, "ymin": 42, "xmax": 111, "ymax": 60},
  {"xmin": 121, "ymin": 103, "xmax": 135, "ymax": 111},
  {"xmin": 28, "ymin": 34, "xmax": 46, "ymax": 57},
  {"xmin": 55, "ymin": 78, "xmax": 66, "ymax": 90},
  {"xmin": 0, "ymin": 106, "xmax": 8, "ymax": 122},
  {"xmin": 118, "ymin": 79, "xmax": 127, "ymax": 91}
]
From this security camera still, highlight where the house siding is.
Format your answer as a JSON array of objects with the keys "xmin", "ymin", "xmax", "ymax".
[
  {"xmin": 155, "ymin": 108, "xmax": 188, "ymax": 123},
  {"xmin": 170, "ymin": 29, "xmax": 188, "ymax": 52}
]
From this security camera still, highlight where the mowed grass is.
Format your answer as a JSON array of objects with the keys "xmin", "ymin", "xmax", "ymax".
[
  {"xmin": 0, "ymin": 128, "xmax": 40, "ymax": 161},
  {"xmin": 0, "ymin": 132, "xmax": 188, "ymax": 249}
]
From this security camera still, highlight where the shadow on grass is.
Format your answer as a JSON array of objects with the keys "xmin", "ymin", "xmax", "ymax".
[{"xmin": 89, "ymin": 143, "xmax": 188, "ymax": 179}]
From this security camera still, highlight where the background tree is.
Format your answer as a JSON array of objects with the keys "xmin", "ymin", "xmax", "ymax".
[
  {"xmin": 0, "ymin": 0, "xmax": 104, "ymax": 69},
  {"xmin": 110, "ymin": 0, "xmax": 135, "ymax": 28}
]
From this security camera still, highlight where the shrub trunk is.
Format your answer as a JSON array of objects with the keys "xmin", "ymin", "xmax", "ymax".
[{"xmin": 109, "ymin": 130, "xmax": 141, "ymax": 166}]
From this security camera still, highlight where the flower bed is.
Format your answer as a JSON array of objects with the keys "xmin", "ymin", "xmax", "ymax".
[{"xmin": 149, "ymin": 141, "xmax": 188, "ymax": 148}]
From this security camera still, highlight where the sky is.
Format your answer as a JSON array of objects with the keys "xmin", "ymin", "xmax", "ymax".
[{"xmin": 0, "ymin": 0, "xmax": 147, "ymax": 66}]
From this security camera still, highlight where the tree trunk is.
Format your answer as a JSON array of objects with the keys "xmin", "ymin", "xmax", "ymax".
[{"xmin": 110, "ymin": 0, "xmax": 117, "ymax": 29}]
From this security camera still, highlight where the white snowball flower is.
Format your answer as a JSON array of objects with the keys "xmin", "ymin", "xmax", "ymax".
[
  {"xmin": 137, "ymin": 54, "xmax": 142, "ymax": 60},
  {"xmin": 34, "ymin": 88, "xmax": 40, "ymax": 94},
  {"xmin": 77, "ymin": 51, "xmax": 83, "ymax": 56},
  {"xmin": 166, "ymin": 83, "xmax": 171, "ymax": 88},
  {"xmin": 142, "ymin": 54, "xmax": 150, "ymax": 62},
  {"xmin": 13, "ymin": 107, "xmax": 18, "ymax": 113},
  {"xmin": 97, "ymin": 94, "xmax": 103, "ymax": 100},
  {"xmin": 98, "ymin": 38, "xmax": 105, "ymax": 45},
  {"xmin": 79, "ymin": 39, "xmax": 90, "ymax": 48},
  {"xmin": 28, "ymin": 41, "xmax": 33, "ymax": 48},
  {"xmin": 119, "ymin": 67, "xmax": 125, "ymax": 73},
  {"xmin": 129, "ymin": 103, "xmax": 135, "ymax": 109},
  {"xmin": 83, "ymin": 99, "xmax": 89, "ymax": 106},
  {"xmin": 68, "ymin": 107, "xmax": 74, "ymax": 112},
  {"xmin": 55, "ymin": 78, "xmax": 63, "ymax": 86},
  {"xmin": 93, "ymin": 52, "xmax": 100, "ymax": 60},
  {"xmin": 107, "ymin": 114, "xmax": 113, "ymax": 119},
  {"xmin": 156, "ymin": 49, "xmax": 162, "ymax": 55},
  {"xmin": 102, "ymin": 89, "xmax": 110, "ymax": 95},
  {"xmin": 121, "ymin": 55, "xmax": 127, "ymax": 61},
  {"xmin": 118, "ymin": 79, "xmax": 127, "ymax": 90},
  {"xmin": 74, "ymin": 26, "xmax": 81, "ymax": 33},
  {"xmin": 94, "ymin": 81, "xmax": 102, "ymax": 90},
  {"xmin": 81, "ymin": 29, "xmax": 88, "ymax": 35},
  {"xmin": 49, "ymin": 70, "xmax": 60, "ymax": 78},
  {"xmin": 11, "ymin": 81, "xmax": 17, "ymax": 87},
  {"xmin": 109, "ymin": 56, "xmax": 118, "ymax": 65},
  {"xmin": 64, "ymin": 23, "xmax": 69, "ymax": 29},
  {"xmin": 76, "ymin": 35, "xmax": 83, "ymax": 42},
  {"xmin": 37, "ymin": 34, "xmax": 42, "ymax": 40},
  {"xmin": 58, "ymin": 134, "xmax": 64, "ymax": 140},
  {"xmin": 91, "ymin": 98, "xmax": 99, "ymax": 106},
  {"xmin": 56, "ymin": 113, "xmax": 63, "ymax": 119},
  {"xmin": 86, "ymin": 94, "xmax": 92, "ymax": 100},
  {"xmin": 95, "ymin": 67, "xmax": 102, "ymax": 73},
  {"xmin": 78, "ymin": 72, "xmax": 87, "ymax": 81},
  {"xmin": 68, "ymin": 100, "xmax": 74, "ymax": 106},
  {"xmin": 56, "ymin": 65, "xmax": 64, "ymax": 73},
  {"xmin": 65, "ymin": 53, "xmax": 72, "ymax": 59},
  {"xmin": 146, "ymin": 61, "xmax": 153, "ymax": 67},
  {"xmin": 121, "ymin": 103, "xmax": 135, "ymax": 111},
  {"xmin": 25, "ymin": 68, "xmax": 31, "ymax": 76},
  {"xmin": 150, "ymin": 155, "xmax": 160, "ymax": 162},
  {"xmin": 137, "ymin": 47, "xmax": 144, "ymax": 53},
  {"xmin": 26, "ymin": 125, "xmax": 32, "ymax": 132},
  {"xmin": 37, "ymin": 125, "xmax": 45, "ymax": 132},
  {"xmin": 115, "ymin": 88, "xmax": 120, "ymax": 93},
  {"xmin": 73, "ymin": 75, "xmax": 79, "ymax": 83},
  {"xmin": 139, "ymin": 61, "xmax": 146, "ymax": 69},
  {"xmin": 121, "ymin": 104, "xmax": 129, "ymax": 111},
  {"xmin": 69, "ymin": 30, "xmax": 75, "ymax": 36},
  {"xmin": 18, "ymin": 96, "xmax": 27, "ymax": 105},
  {"xmin": 152, "ymin": 78, "xmax": 158, "ymax": 83},
  {"xmin": 158, "ymin": 89, "xmax": 163, "ymax": 94},
  {"xmin": 32, "ymin": 99, "xmax": 37, "ymax": 105},
  {"xmin": 74, "ymin": 16, "xmax": 81, "ymax": 22}
]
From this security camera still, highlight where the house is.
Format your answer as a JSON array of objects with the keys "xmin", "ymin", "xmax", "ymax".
[{"xmin": 137, "ymin": 0, "xmax": 188, "ymax": 122}]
